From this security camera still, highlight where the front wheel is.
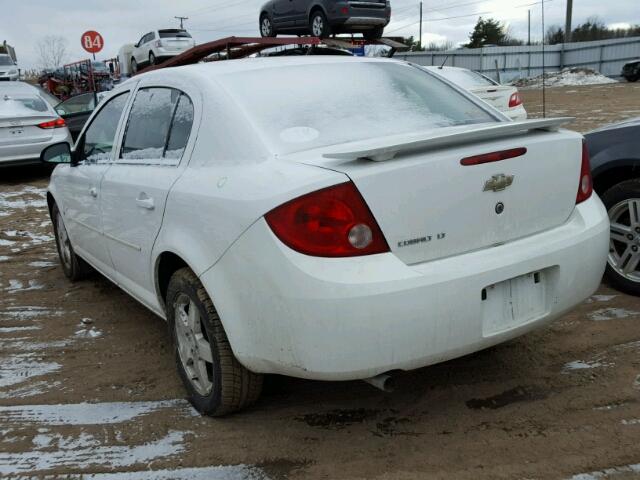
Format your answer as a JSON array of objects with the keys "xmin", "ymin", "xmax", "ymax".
[
  {"xmin": 602, "ymin": 179, "xmax": 640, "ymax": 296},
  {"xmin": 260, "ymin": 15, "xmax": 276, "ymax": 37},
  {"xmin": 51, "ymin": 204, "xmax": 92, "ymax": 281},
  {"xmin": 166, "ymin": 268, "xmax": 263, "ymax": 416},
  {"xmin": 309, "ymin": 11, "xmax": 331, "ymax": 38},
  {"xmin": 363, "ymin": 26, "xmax": 384, "ymax": 41}
]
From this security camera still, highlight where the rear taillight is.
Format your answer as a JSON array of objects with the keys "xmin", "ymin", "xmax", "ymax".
[
  {"xmin": 155, "ymin": 40, "xmax": 162, "ymax": 47},
  {"xmin": 461, "ymin": 147, "xmax": 527, "ymax": 166},
  {"xmin": 508, "ymin": 92, "xmax": 523, "ymax": 108},
  {"xmin": 265, "ymin": 182, "xmax": 389, "ymax": 257},
  {"xmin": 37, "ymin": 118, "xmax": 66, "ymax": 129},
  {"xmin": 576, "ymin": 140, "xmax": 593, "ymax": 204}
]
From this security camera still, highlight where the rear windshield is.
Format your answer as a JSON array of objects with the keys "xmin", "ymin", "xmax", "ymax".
[
  {"xmin": 434, "ymin": 68, "xmax": 497, "ymax": 88},
  {"xmin": 1, "ymin": 95, "xmax": 49, "ymax": 113},
  {"xmin": 159, "ymin": 29, "xmax": 192, "ymax": 38},
  {"xmin": 218, "ymin": 61, "xmax": 497, "ymax": 154}
]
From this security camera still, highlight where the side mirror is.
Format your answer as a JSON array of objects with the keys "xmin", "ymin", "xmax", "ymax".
[{"xmin": 41, "ymin": 142, "xmax": 72, "ymax": 165}]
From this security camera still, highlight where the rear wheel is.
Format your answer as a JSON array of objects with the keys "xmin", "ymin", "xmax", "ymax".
[
  {"xmin": 310, "ymin": 10, "xmax": 331, "ymax": 38},
  {"xmin": 363, "ymin": 26, "xmax": 384, "ymax": 40},
  {"xmin": 602, "ymin": 179, "xmax": 640, "ymax": 296},
  {"xmin": 51, "ymin": 204, "xmax": 92, "ymax": 281},
  {"xmin": 166, "ymin": 268, "xmax": 263, "ymax": 416},
  {"xmin": 130, "ymin": 57, "xmax": 137, "ymax": 74},
  {"xmin": 149, "ymin": 52, "xmax": 156, "ymax": 65},
  {"xmin": 260, "ymin": 14, "xmax": 276, "ymax": 37}
]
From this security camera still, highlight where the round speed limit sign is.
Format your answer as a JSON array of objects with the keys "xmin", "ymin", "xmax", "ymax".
[{"xmin": 81, "ymin": 31, "xmax": 104, "ymax": 54}]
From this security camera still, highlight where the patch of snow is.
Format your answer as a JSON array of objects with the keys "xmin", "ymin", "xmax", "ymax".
[
  {"xmin": 0, "ymin": 354, "xmax": 61, "ymax": 389},
  {"xmin": 0, "ymin": 400, "xmax": 198, "ymax": 425},
  {"xmin": 0, "ymin": 325, "xmax": 41, "ymax": 333},
  {"xmin": 588, "ymin": 308, "xmax": 640, "ymax": 321},
  {"xmin": 621, "ymin": 419, "xmax": 640, "ymax": 425},
  {"xmin": 28, "ymin": 261, "xmax": 56, "ymax": 268},
  {"xmin": 569, "ymin": 463, "xmax": 640, "ymax": 479},
  {"xmin": 562, "ymin": 359, "xmax": 611, "ymax": 372},
  {"xmin": 75, "ymin": 326, "xmax": 102, "ymax": 339},
  {"xmin": 0, "ymin": 380, "xmax": 62, "ymax": 400},
  {"xmin": 4, "ymin": 279, "xmax": 44, "ymax": 292},
  {"xmin": 0, "ymin": 430, "xmax": 192, "ymax": 475},
  {"xmin": 512, "ymin": 68, "xmax": 618, "ymax": 89},
  {"xmin": 587, "ymin": 294, "xmax": 618, "ymax": 303},
  {"xmin": 0, "ymin": 255, "xmax": 9, "ymax": 262},
  {"xmin": 83, "ymin": 465, "xmax": 270, "ymax": 479}
]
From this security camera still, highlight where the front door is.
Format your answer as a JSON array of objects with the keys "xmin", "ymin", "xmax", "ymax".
[
  {"xmin": 56, "ymin": 91, "xmax": 130, "ymax": 273},
  {"xmin": 100, "ymin": 86, "xmax": 196, "ymax": 310}
]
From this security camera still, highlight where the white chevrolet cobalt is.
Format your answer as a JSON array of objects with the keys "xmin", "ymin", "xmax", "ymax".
[{"xmin": 41, "ymin": 57, "xmax": 609, "ymax": 415}]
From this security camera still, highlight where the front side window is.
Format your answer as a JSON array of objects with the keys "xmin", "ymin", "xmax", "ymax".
[
  {"xmin": 120, "ymin": 87, "xmax": 193, "ymax": 164},
  {"xmin": 79, "ymin": 92, "xmax": 129, "ymax": 164}
]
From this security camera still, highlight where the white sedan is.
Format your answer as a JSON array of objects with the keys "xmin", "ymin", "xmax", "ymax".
[
  {"xmin": 1, "ymin": 81, "xmax": 72, "ymax": 167},
  {"xmin": 425, "ymin": 66, "xmax": 528, "ymax": 121},
  {"xmin": 41, "ymin": 57, "xmax": 609, "ymax": 415}
]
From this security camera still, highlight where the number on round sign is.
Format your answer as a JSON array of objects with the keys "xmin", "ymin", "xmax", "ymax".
[{"xmin": 81, "ymin": 31, "xmax": 104, "ymax": 54}]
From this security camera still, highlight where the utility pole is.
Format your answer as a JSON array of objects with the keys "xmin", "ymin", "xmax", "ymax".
[
  {"xmin": 419, "ymin": 2, "xmax": 423, "ymax": 50},
  {"xmin": 564, "ymin": 0, "xmax": 573, "ymax": 43},
  {"xmin": 527, "ymin": 10, "xmax": 531, "ymax": 45},
  {"xmin": 175, "ymin": 16, "xmax": 189, "ymax": 29}
]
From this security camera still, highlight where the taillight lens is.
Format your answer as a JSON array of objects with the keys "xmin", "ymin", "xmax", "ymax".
[
  {"xmin": 576, "ymin": 140, "xmax": 593, "ymax": 204},
  {"xmin": 265, "ymin": 182, "xmax": 389, "ymax": 257},
  {"xmin": 37, "ymin": 118, "xmax": 66, "ymax": 129},
  {"xmin": 508, "ymin": 92, "xmax": 523, "ymax": 108},
  {"xmin": 461, "ymin": 147, "xmax": 527, "ymax": 166}
]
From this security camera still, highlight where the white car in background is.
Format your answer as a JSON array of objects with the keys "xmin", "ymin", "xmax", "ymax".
[
  {"xmin": 0, "ymin": 81, "xmax": 72, "ymax": 167},
  {"xmin": 42, "ymin": 57, "xmax": 608, "ymax": 415},
  {"xmin": 0, "ymin": 54, "xmax": 19, "ymax": 81},
  {"xmin": 130, "ymin": 29, "xmax": 195, "ymax": 73},
  {"xmin": 425, "ymin": 66, "xmax": 527, "ymax": 121}
]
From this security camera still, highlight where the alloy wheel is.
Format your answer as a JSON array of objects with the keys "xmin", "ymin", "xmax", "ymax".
[
  {"xmin": 56, "ymin": 214, "xmax": 72, "ymax": 270},
  {"xmin": 312, "ymin": 16, "xmax": 324, "ymax": 36},
  {"xmin": 261, "ymin": 17, "xmax": 272, "ymax": 36},
  {"xmin": 608, "ymin": 198, "xmax": 640, "ymax": 282},
  {"xmin": 174, "ymin": 293, "xmax": 214, "ymax": 396}
]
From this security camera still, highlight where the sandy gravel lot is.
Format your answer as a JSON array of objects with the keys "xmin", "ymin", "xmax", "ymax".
[{"xmin": 1, "ymin": 82, "xmax": 639, "ymax": 479}]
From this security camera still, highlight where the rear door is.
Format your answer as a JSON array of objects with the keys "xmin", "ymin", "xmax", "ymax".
[
  {"xmin": 273, "ymin": 0, "xmax": 296, "ymax": 27},
  {"xmin": 100, "ymin": 84, "xmax": 198, "ymax": 309}
]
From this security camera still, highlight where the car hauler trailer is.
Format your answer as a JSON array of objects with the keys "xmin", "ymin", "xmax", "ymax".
[{"xmin": 136, "ymin": 36, "xmax": 407, "ymax": 75}]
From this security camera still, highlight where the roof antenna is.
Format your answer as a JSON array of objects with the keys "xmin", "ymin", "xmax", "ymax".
[
  {"xmin": 439, "ymin": 55, "xmax": 449, "ymax": 69},
  {"xmin": 541, "ymin": 0, "xmax": 546, "ymax": 118}
]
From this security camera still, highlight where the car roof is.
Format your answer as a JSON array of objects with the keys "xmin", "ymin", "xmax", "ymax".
[{"xmin": 140, "ymin": 56, "xmax": 404, "ymax": 81}]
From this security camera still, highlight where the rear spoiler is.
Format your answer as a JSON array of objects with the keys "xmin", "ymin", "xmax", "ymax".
[{"xmin": 322, "ymin": 117, "xmax": 574, "ymax": 162}]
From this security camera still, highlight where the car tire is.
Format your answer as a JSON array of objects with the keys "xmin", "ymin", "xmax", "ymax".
[
  {"xmin": 51, "ymin": 204, "xmax": 92, "ymax": 281},
  {"xmin": 130, "ymin": 57, "xmax": 137, "ymax": 74},
  {"xmin": 149, "ymin": 52, "xmax": 156, "ymax": 66},
  {"xmin": 363, "ymin": 26, "xmax": 384, "ymax": 40},
  {"xmin": 601, "ymin": 179, "xmax": 640, "ymax": 296},
  {"xmin": 260, "ymin": 14, "xmax": 276, "ymax": 37},
  {"xmin": 166, "ymin": 267, "xmax": 263, "ymax": 416},
  {"xmin": 309, "ymin": 10, "xmax": 331, "ymax": 38}
]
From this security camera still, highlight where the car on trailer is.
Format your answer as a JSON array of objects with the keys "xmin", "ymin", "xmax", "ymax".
[
  {"xmin": 130, "ymin": 29, "xmax": 196, "ymax": 74},
  {"xmin": 259, "ymin": 0, "xmax": 391, "ymax": 40}
]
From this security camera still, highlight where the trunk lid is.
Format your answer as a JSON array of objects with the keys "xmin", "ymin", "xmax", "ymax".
[
  {"xmin": 469, "ymin": 85, "xmax": 517, "ymax": 112},
  {"xmin": 288, "ymin": 125, "xmax": 583, "ymax": 265},
  {"xmin": 0, "ymin": 115, "xmax": 57, "ymax": 147}
]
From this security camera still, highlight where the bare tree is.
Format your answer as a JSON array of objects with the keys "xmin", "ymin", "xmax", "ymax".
[{"xmin": 35, "ymin": 35, "xmax": 68, "ymax": 70}]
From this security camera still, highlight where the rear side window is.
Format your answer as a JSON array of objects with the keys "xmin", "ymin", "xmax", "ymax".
[
  {"xmin": 120, "ymin": 87, "xmax": 194, "ymax": 164},
  {"xmin": 159, "ymin": 29, "xmax": 192, "ymax": 38}
]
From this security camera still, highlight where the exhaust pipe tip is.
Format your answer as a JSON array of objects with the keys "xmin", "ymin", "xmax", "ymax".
[{"xmin": 363, "ymin": 373, "xmax": 396, "ymax": 392}]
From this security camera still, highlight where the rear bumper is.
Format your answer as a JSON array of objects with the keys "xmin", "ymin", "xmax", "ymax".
[
  {"xmin": 328, "ymin": 2, "xmax": 390, "ymax": 28},
  {"xmin": 202, "ymin": 195, "xmax": 609, "ymax": 381},
  {"xmin": 0, "ymin": 129, "xmax": 72, "ymax": 166}
]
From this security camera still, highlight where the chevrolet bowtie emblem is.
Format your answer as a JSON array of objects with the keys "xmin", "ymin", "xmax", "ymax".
[{"xmin": 483, "ymin": 174, "xmax": 514, "ymax": 192}]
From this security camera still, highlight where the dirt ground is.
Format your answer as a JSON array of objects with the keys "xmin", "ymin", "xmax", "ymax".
[{"xmin": 1, "ymin": 82, "xmax": 640, "ymax": 480}]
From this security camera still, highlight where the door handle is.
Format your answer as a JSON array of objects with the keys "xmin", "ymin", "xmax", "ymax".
[
  {"xmin": 135, "ymin": 194, "xmax": 155, "ymax": 210},
  {"xmin": 89, "ymin": 187, "xmax": 98, "ymax": 198}
]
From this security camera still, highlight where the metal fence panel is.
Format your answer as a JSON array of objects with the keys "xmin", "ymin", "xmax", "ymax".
[{"xmin": 396, "ymin": 36, "xmax": 640, "ymax": 83}]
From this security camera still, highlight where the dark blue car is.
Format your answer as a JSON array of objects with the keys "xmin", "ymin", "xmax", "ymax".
[{"xmin": 259, "ymin": 0, "xmax": 390, "ymax": 40}]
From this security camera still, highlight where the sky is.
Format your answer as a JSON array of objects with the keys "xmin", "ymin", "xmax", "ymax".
[{"xmin": 1, "ymin": 0, "xmax": 637, "ymax": 69}]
